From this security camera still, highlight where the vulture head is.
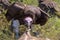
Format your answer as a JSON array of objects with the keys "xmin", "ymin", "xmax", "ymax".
[{"xmin": 24, "ymin": 17, "xmax": 33, "ymax": 29}]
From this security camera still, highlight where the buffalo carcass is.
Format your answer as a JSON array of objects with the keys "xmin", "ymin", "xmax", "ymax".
[
  {"xmin": 38, "ymin": 0, "xmax": 57, "ymax": 16},
  {"xmin": 5, "ymin": 2, "xmax": 49, "ymax": 26}
]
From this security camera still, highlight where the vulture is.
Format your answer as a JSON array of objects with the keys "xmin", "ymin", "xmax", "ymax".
[
  {"xmin": 5, "ymin": 2, "xmax": 49, "ymax": 26},
  {"xmin": 0, "ymin": 0, "xmax": 49, "ymax": 26},
  {"xmin": 0, "ymin": 0, "xmax": 50, "ymax": 39},
  {"xmin": 38, "ymin": 0, "xmax": 57, "ymax": 16},
  {"xmin": 5, "ymin": 2, "xmax": 49, "ymax": 39}
]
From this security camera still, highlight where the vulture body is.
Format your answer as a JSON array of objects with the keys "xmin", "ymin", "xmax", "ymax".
[
  {"xmin": 5, "ymin": 2, "xmax": 49, "ymax": 26},
  {"xmin": 0, "ymin": 0, "xmax": 49, "ymax": 25}
]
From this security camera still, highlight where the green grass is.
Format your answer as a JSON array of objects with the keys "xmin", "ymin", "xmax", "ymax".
[
  {"xmin": 0, "ymin": 0, "xmax": 60, "ymax": 40},
  {"xmin": 23, "ymin": 0, "xmax": 38, "ymax": 6},
  {"xmin": 53, "ymin": 0, "xmax": 60, "ymax": 4}
]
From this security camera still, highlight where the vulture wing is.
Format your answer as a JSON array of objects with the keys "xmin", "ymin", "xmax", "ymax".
[
  {"xmin": 36, "ymin": 7, "xmax": 50, "ymax": 26},
  {"xmin": 5, "ymin": 2, "xmax": 26, "ymax": 22}
]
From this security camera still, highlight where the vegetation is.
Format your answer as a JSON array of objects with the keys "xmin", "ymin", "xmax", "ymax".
[{"xmin": 0, "ymin": 0, "xmax": 60, "ymax": 40}]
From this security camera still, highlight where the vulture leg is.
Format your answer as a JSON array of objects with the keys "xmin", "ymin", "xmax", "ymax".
[{"xmin": 11, "ymin": 19, "xmax": 20, "ymax": 39}]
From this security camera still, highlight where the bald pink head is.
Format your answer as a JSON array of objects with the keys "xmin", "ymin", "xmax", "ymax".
[
  {"xmin": 24, "ymin": 17, "xmax": 32, "ymax": 22},
  {"xmin": 24, "ymin": 17, "xmax": 33, "ymax": 28}
]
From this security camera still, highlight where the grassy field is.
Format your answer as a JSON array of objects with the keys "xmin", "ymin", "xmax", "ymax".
[{"xmin": 0, "ymin": 0, "xmax": 60, "ymax": 40}]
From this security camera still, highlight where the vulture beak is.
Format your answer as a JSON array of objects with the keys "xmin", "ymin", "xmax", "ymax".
[{"xmin": 24, "ymin": 17, "xmax": 33, "ymax": 29}]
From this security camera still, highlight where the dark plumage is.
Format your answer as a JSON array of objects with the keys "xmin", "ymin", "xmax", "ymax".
[
  {"xmin": 5, "ymin": 2, "xmax": 49, "ymax": 26},
  {"xmin": 38, "ymin": 0, "xmax": 57, "ymax": 15}
]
